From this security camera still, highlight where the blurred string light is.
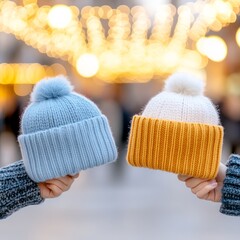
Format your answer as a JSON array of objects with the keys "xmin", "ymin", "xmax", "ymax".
[
  {"xmin": 236, "ymin": 28, "xmax": 240, "ymax": 47},
  {"xmin": 0, "ymin": 0, "xmax": 239, "ymax": 83},
  {"xmin": 0, "ymin": 63, "xmax": 66, "ymax": 84},
  {"xmin": 196, "ymin": 36, "xmax": 227, "ymax": 62},
  {"xmin": 76, "ymin": 54, "xmax": 99, "ymax": 78},
  {"xmin": 13, "ymin": 84, "xmax": 33, "ymax": 97},
  {"xmin": 139, "ymin": 0, "xmax": 170, "ymax": 14},
  {"xmin": 47, "ymin": 5, "xmax": 73, "ymax": 29}
]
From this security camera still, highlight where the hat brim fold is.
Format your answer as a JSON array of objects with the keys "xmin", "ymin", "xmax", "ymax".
[
  {"xmin": 127, "ymin": 115, "xmax": 223, "ymax": 179},
  {"xmin": 19, "ymin": 115, "xmax": 117, "ymax": 182}
]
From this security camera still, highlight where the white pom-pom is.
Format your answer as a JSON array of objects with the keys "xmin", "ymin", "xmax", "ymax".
[
  {"xmin": 31, "ymin": 76, "xmax": 73, "ymax": 102},
  {"xmin": 164, "ymin": 72, "xmax": 205, "ymax": 96}
]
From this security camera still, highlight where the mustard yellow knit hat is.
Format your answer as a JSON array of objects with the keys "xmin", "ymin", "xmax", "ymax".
[{"xmin": 127, "ymin": 73, "xmax": 224, "ymax": 179}]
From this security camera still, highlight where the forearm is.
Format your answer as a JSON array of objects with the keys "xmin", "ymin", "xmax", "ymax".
[
  {"xmin": 220, "ymin": 154, "xmax": 240, "ymax": 216},
  {"xmin": 0, "ymin": 160, "xmax": 44, "ymax": 219}
]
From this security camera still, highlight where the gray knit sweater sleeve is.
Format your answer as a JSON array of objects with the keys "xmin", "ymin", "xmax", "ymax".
[
  {"xmin": 220, "ymin": 154, "xmax": 240, "ymax": 216},
  {"xmin": 0, "ymin": 160, "xmax": 44, "ymax": 219}
]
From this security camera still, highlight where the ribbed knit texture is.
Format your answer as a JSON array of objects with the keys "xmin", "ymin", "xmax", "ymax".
[
  {"xmin": 0, "ymin": 160, "xmax": 43, "ymax": 220},
  {"xmin": 127, "ymin": 73, "xmax": 223, "ymax": 177},
  {"xmin": 19, "ymin": 115, "xmax": 117, "ymax": 182},
  {"xmin": 18, "ymin": 77, "xmax": 118, "ymax": 182},
  {"xmin": 127, "ymin": 115, "xmax": 223, "ymax": 179},
  {"xmin": 220, "ymin": 155, "xmax": 240, "ymax": 216}
]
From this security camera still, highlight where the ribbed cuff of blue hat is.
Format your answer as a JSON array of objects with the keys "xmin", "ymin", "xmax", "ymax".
[
  {"xmin": 18, "ymin": 115, "xmax": 118, "ymax": 182},
  {"xmin": 220, "ymin": 154, "xmax": 240, "ymax": 216}
]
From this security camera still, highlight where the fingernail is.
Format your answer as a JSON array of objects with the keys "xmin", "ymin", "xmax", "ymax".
[
  {"xmin": 210, "ymin": 181, "xmax": 217, "ymax": 187},
  {"xmin": 74, "ymin": 173, "xmax": 79, "ymax": 178}
]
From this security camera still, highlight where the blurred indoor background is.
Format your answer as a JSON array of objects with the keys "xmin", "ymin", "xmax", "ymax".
[{"xmin": 0, "ymin": 0, "xmax": 240, "ymax": 239}]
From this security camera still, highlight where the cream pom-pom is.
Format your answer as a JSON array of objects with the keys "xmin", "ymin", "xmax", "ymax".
[{"xmin": 164, "ymin": 72, "xmax": 205, "ymax": 96}]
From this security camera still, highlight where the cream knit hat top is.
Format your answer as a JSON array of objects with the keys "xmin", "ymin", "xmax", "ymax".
[
  {"xmin": 127, "ymin": 73, "xmax": 223, "ymax": 179},
  {"xmin": 142, "ymin": 73, "xmax": 219, "ymax": 125}
]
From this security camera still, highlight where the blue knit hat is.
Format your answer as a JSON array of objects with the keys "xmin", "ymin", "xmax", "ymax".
[{"xmin": 18, "ymin": 76, "xmax": 118, "ymax": 182}]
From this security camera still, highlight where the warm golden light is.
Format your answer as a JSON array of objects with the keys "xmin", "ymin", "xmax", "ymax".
[
  {"xmin": 196, "ymin": 36, "xmax": 227, "ymax": 62},
  {"xmin": 181, "ymin": 50, "xmax": 205, "ymax": 69},
  {"xmin": 0, "ymin": 0, "xmax": 239, "ymax": 82},
  {"xmin": 23, "ymin": 0, "xmax": 37, "ymax": 5},
  {"xmin": 14, "ymin": 84, "xmax": 33, "ymax": 97},
  {"xmin": 47, "ymin": 5, "xmax": 73, "ymax": 29},
  {"xmin": 214, "ymin": 0, "xmax": 232, "ymax": 21},
  {"xmin": 0, "ymin": 64, "xmax": 66, "ymax": 84},
  {"xmin": 236, "ymin": 28, "xmax": 240, "ymax": 48},
  {"xmin": 76, "ymin": 54, "xmax": 99, "ymax": 78}
]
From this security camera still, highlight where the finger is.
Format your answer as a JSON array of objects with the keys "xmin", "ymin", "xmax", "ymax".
[
  {"xmin": 46, "ymin": 183, "xmax": 63, "ymax": 198},
  {"xmin": 178, "ymin": 175, "xmax": 192, "ymax": 181},
  {"xmin": 72, "ymin": 173, "xmax": 79, "ymax": 178},
  {"xmin": 47, "ymin": 176, "xmax": 74, "ymax": 188},
  {"xmin": 185, "ymin": 177, "xmax": 208, "ymax": 189},
  {"xmin": 57, "ymin": 175, "xmax": 74, "ymax": 187},
  {"xmin": 46, "ymin": 179, "xmax": 71, "ymax": 191},
  {"xmin": 195, "ymin": 182, "xmax": 218, "ymax": 199},
  {"xmin": 213, "ymin": 183, "xmax": 223, "ymax": 202},
  {"xmin": 38, "ymin": 183, "xmax": 50, "ymax": 198},
  {"xmin": 191, "ymin": 180, "xmax": 217, "ymax": 194}
]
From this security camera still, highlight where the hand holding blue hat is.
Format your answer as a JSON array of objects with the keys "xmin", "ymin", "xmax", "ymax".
[{"xmin": 18, "ymin": 76, "xmax": 118, "ymax": 182}]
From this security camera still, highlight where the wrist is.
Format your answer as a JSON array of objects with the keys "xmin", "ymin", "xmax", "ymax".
[
  {"xmin": 0, "ymin": 161, "xmax": 44, "ymax": 219},
  {"xmin": 220, "ymin": 155, "xmax": 240, "ymax": 216}
]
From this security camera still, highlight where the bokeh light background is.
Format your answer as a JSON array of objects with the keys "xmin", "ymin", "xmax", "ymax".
[{"xmin": 0, "ymin": 0, "xmax": 240, "ymax": 239}]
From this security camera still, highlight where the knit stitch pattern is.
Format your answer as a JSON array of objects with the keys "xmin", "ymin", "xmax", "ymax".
[
  {"xmin": 127, "ymin": 73, "xmax": 223, "ymax": 178},
  {"xmin": 220, "ymin": 155, "xmax": 240, "ymax": 216},
  {"xmin": 19, "ymin": 115, "xmax": 117, "ymax": 182},
  {"xmin": 142, "ymin": 73, "xmax": 219, "ymax": 126},
  {"xmin": 18, "ymin": 76, "xmax": 118, "ymax": 182},
  {"xmin": 127, "ymin": 115, "xmax": 223, "ymax": 179},
  {"xmin": 0, "ymin": 160, "xmax": 43, "ymax": 219}
]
